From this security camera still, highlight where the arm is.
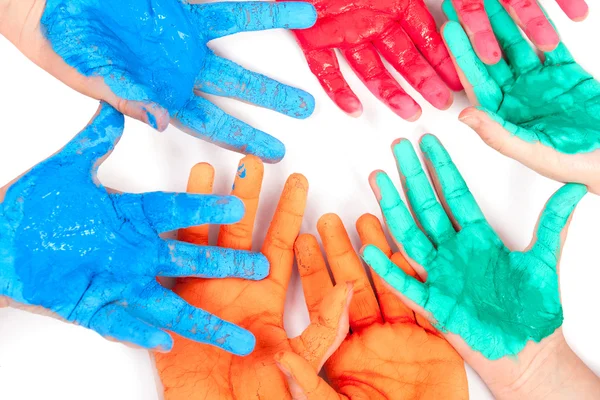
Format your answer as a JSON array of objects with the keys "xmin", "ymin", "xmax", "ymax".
[{"xmin": 484, "ymin": 332, "xmax": 600, "ymax": 399}]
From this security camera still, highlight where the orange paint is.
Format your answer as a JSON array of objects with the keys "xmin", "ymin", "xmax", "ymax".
[
  {"xmin": 277, "ymin": 213, "xmax": 469, "ymax": 399},
  {"xmin": 155, "ymin": 157, "xmax": 351, "ymax": 399}
]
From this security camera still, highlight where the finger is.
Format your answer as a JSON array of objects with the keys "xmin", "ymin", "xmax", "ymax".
[
  {"xmin": 89, "ymin": 304, "xmax": 173, "ymax": 351},
  {"xmin": 419, "ymin": 134, "xmax": 487, "ymax": 230},
  {"xmin": 529, "ymin": 184, "xmax": 587, "ymax": 267},
  {"xmin": 393, "ymin": 139, "xmax": 455, "ymax": 246},
  {"xmin": 303, "ymin": 49, "xmax": 362, "ymax": 117},
  {"xmin": 361, "ymin": 245, "xmax": 428, "ymax": 308},
  {"xmin": 373, "ymin": 24, "xmax": 453, "ymax": 110},
  {"xmin": 177, "ymin": 163, "xmax": 215, "ymax": 245},
  {"xmin": 487, "ymin": 0, "xmax": 542, "ymax": 75},
  {"xmin": 318, "ymin": 213, "xmax": 382, "ymax": 331},
  {"xmin": 356, "ymin": 214, "xmax": 416, "ymax": 323},
  {"xmin": 130, "ymin": 283, "xmax": 256, "ymax": 355},
  {"xmin": 441, "ymin": 21, "xmax": 502, "ymax": 110},
  {"xmin": 197, "ymin": 53, "xmax": 315, "ymax": 119},
  {"xmin": 500, "ymin": 0, "xmax": 559, "ymax": 51},
  {"xmin": 60, "ymin": 102, "xmax": 125, "ymax": 170},
  {"xmin": 275, "ymin": 351, "xmax": 347, "ymax": 400},
  {"xmin": 443, "ymin": 0, "xmax": 501, "ymax": 64},
  {"xmin": 369, "ymin": 171, "xmax": 436, "ymax": 267},
  {"xmin": 289, "ymin": 283, "xmax": 353, "ymax": 370},
  {"xmin": 197, "ymin": 2, "xmax": 317, "ymax": 40},
  {"xmin": 112, "ymin": 192, "xmax": 245, "ymax": 233},
  {"xmin": 342, "ymin": 44, "xmax": 421, "ymax": 121},
  {"xmin": 400, "ymin": 0, "xmax": 462, "ymax": 90},
  {"xmin": 263, "ymin": 174, "xmax": 309, "ymax": 287},
  {"xmin": 443, "ymin": 2, "xmax": 514, "ymax": 90},
  {"xmin": 295, "ymin": 234, "xmax": 335, "ymax": 320},
  {"xmin": 174, "ymin": 96, "xmax": 285, "ymax": 163},
  {"xmin": 555, "ymin": 0, "xmax": 589, "ymax": 21},
  {"xmin": 157, "ymin": 240, "xmax": 269, "ymax": 280},
  {"xmin": 218, "ymin": 156, "xmax": 264, "ymax": 251}
]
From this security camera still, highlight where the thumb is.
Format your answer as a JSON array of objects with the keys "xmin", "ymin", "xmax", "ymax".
[
  {"xmin": 275, "ymin": 351, "xmax": 348, "ymax": 400},
  {"xmin": 59, "ymin": 102, "xmax": 124, "ymax": 173},
  {"xmin": 289, "ymin": 283, "xmax": 353, "ymax": 371},
  {"xmin": 459, "ymin": 107, "xmax": 537, "ymax": 161}
]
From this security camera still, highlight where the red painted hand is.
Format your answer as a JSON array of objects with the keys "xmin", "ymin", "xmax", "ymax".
[
  {"xmin": 281, "ymin": 0, "xmax": 462, "ymax": 120},
  {"xmin": 444, "ymin": 0, "xmax": 589, "ymax": 64}
]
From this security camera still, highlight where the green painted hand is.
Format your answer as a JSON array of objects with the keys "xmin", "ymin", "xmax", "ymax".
[
  {"xmin": 442, "ymin": 0, "xmax": 600, "ymax": 193},
  {"xmin": 361, "ymin": 134, "xmax": 586, "ymax": 361}
]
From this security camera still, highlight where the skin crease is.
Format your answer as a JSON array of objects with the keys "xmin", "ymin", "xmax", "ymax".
[
  {"xmin": 446, "ymin": 0, "xmax": 589, "ymax": 64},
  {"xmin": 0, "ymin": 102, "xmax": 271, "ymax": 354},
  {"xmin": 278, "ymin": 0, "xmax": 462, "ymax": 120},
  {"xmin": 275, "ymin": 214, "xmax": 468, "ymax": 400},
  {"xmin": 0, "ymin": 0, "xmax": 319, "ymax": 163},
  {"xmin": 359, "ymin": 135, "xmax": 600, "ymax": 399},
  {"xmin": 155, "ymin": 157, "xmax": 353, "ymax": 400},
  {"xmin": 442, "ymin": 0, "xmax": 600, "ymax": 193}
]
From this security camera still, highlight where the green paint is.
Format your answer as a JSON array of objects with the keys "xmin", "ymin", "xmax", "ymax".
[
  {"xmin": 443, "ymin": 0, "xmax": 600, "ymax": 155},
  {"xmin": 362, "ymin": 135, "xmax": 586, "ymax": 360}
]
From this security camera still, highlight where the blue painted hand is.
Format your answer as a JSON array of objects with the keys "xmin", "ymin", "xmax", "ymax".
[
  {"xmin": 0, "ymin": 103, "xmax": 269, "ymax": 355},
  {"xmin": 3, "ymin": 0, "xmax": 318, "ymax": 163}
]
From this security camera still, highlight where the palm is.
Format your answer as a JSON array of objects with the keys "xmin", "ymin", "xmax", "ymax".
[
  {"xmin": 282, "ymin": 0, "xmax": 460, "ymax": 119},
  {"xmin": 0, "ymin": 104, "xmax": 268, "ymax": 353},
  {"xmin": 421, "ymin": 222, "xmax": 561, "ymax": 360},
  {"xmin": 155, "ymin": 160, "xmax": 348, "ymax": 399},
  {"xmin": 363, "ymin": 134, "xmax": 586, "ymax": 361},
  {"xmin": 157, "ymin": 278, "xmax": 292, "ymax": 398},
  {"xmin": 328, "ymin": 323, "xmax": 465, "ymax": 399},
  {"xmin": 20, "ymin": 0, "xmax": 318, "ymax": 162},
  {"xmin": 444, "ymin": 0, "xmax": 600, "ymax": 155}
]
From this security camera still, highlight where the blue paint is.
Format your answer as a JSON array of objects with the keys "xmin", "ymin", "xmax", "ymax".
[
  {"xmin": 40, "ymin": 0, "xmax": 318, "ymax": 163},
  {"xmin": 237, "ymin": 163, "xmax": 247, "ymax": 179},
  {"xmin": 0, "ymin": 103, "xmax": 268, "ymax": 355}
]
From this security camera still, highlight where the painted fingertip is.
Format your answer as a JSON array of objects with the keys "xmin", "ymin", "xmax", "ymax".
[
  {"xmin": 225, "ymin": 327, "xmax": 257, "ymax": 356},
  {"xmin": 140, "ymin": 103, "xmax": 170, "ymax": 132},
  {"xmin": 368, "ymin": 170, "xmax": 386, "ymax": 201},
  {"xmin": 150, "ymin": 331, "xmax": 174, "ymax": 353},
  {"xmin": 290, "ymin": 91, "xmax": 315, "ymax": 119},
  {"xmin": 219, "ymin": 195, "xmax": 246, "ymax": 223},
  {"xmin": 335, "ymin": 91, "xmax": 363, "ymax": 117},
  {"xmin": 388, "ymin": 94, "xmax": 421, "ymax": 121},
  {"xmin": 392, "ymin": 138, "xmax": 417, "ymax": 161},
  {"xmin": 528, "ymin": 23, "xmax": 560, "ymax": 51},
  {"xmin": 282, "ymin": 2, "xmax": 318, "ymax": 29},
  {"xmin": 249, "ymin": 252, "xmax": 270, "ymax": 280},
  {"xmin": 418, "ymin": 134, "xmax": 443, "ymax": 155},
  {"xmin": 473, "ymin": 31, "xmax": 502, "ymax": 65}
]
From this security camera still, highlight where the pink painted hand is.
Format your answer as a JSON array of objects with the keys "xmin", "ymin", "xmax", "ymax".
[{"xmin": 443, "ymin": 0, "xmax": 589, "ymax": 64}]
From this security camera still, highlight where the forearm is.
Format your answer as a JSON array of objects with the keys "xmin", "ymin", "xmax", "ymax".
[
  {"xmin": 483, "ymin": 331, "xmax": 600, "ymax": 399},
  {"xmin": 0, "ymin": 0, "xmax": 44, "ymax": 47}
]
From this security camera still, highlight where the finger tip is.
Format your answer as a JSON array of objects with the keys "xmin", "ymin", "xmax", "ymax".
[
  {"xmin": 317, "ymin": 213, "xmax": 342, "ymax": 232},
  {"xmin": 334, "ymin": 92, "xmax": 362, "ymax": 117},
  {"xmin": 356, "ymin": 212, "xmax": 378, "ymax": 230},
  {"xmin": 259, "ymin": 138, "xmax": 286, "ymax": 164},
  {"xmin": 288, "ymin": 3, "xmax": 318, "ymax": 29}
]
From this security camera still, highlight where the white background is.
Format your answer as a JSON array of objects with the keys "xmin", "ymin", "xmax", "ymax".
[{"xmin": 1, "ymin": 1, "xmax": 599, "ymax": 399}]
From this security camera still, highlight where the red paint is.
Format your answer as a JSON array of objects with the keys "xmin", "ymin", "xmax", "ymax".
[
  {"xmin": 556, "ymin": 0, "xmax": 589, "ymax": 21},
  {"xmin": 452, "ymin": 0, "xmax": 587, "ymax": 64},
  {"xmin": 281, "ymin": 0, "xmax": 462, "ymax": 120}
]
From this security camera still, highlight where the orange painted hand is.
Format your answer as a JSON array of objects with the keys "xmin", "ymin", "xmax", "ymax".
[
  {"xmin": 275, "ymin": 214, "xmax": 468, "ymax": 399},
  {"xmin": 154, "ymin": 156, "xmax": 352, "ymax": 399}
]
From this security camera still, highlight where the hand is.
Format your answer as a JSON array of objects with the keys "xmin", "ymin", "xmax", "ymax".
[
  {"xmin": 0, "ymin": 103, "xmax": 269, "ymax": 354},
  {"xmin": 361, "ymin": 134, "xmax": 600, "ymax": 398},
  {"xmin": 442, "ymin": 0, "xmax": 588, "ymax": 64},
  {"xmin": 0, "ymin": 0, "xmax": 318, "ymax": 163},
  {"xmin": 155, "ymin": 156, "xmax": 352, "ymax": 399},
  {"xmin": 280, "ymin": 0, "xmax": 462, "ymax": 120},
  {"xmin": 442, "ymin": 1, "xmax": 600, "ymax": 194},
  {"xmin": 275, "ymin": 213, "xmax": 468, "ymax": 399}
]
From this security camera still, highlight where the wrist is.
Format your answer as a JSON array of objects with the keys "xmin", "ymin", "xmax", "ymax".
[{"xmin": 486, "ymin": 330, "xmax": 600, "ymax": 399}]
